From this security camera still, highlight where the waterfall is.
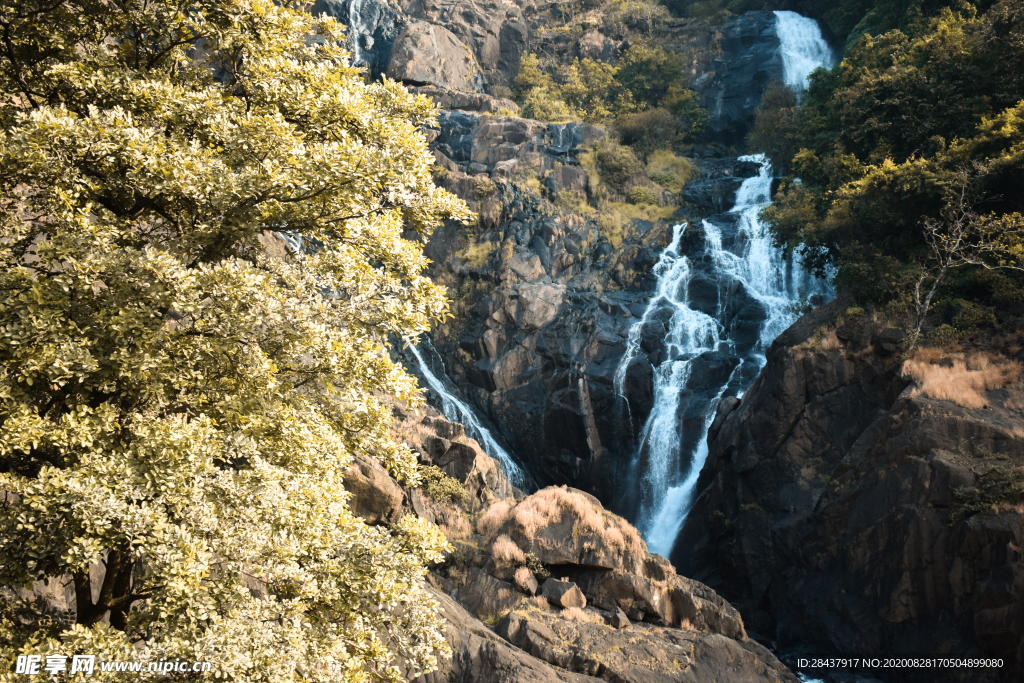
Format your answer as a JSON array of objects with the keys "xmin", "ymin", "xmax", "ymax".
[
  {"xmin": 775, "ymin": 10, "xmax": 835, "ymax": 91},
  {"xmin": 407, "ymin": 342, "xmax": 530, "ymax": 489},
  {"xmin": 348, "ymin": 0, "xmax": 370, "ymax": 67},
  {"xmin": 617, "ymin": 12, "xmax": 834, "ymax": 557}
]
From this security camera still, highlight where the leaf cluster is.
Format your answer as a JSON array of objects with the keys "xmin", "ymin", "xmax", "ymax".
[
  {"xmin": 755, "ymin": 0, "xmax": 1024, "ymax": 315},
  {"xmin": 0, "ymin": 0, "xmax": 470, "ymax": 680}
]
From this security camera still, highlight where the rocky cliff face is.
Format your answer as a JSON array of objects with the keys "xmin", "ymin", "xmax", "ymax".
[
  {"xmin": 346, "ymin": 403, "xmax": 803, "ymax": 682},
  {"xmin": 317, "ymin": 0, "xmax": 783, "ymax": 149},
  {"xmin": 413, "ymin": 147, "xmax": 766, "ymax": 510},
  {"xmin": 675, "ymin": 302, "xmax": 1024, "ymax": 682},
  {"xmin": 691, "ymin": 11, "xmax": 782, "ymax": 146}
]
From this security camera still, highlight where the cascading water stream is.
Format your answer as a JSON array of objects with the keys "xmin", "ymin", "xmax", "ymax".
[
  {"xmin": 775, "ymin": 10, "xmax": 835, "ymax": 92},
  {"xmin": 407, "ymin": 343, "xmax": 530, "ymax": 489},
  {"xmin": 617, "ymin": 12, "xmax": 835, "ymax": 557},
  {"xmin": 348, "ymin": 0, "xmax": 369, "ymax": 67}
]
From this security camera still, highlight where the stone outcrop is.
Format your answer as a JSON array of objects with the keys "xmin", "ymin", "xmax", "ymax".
[
  {"xmin": 418, "ymin": 586, "xmax": 602, "ymax": 683},
  {"xmin": 427, "ymin": 111, "xmax": 604, "ymax": 178},
  {"xmin": 344, "ymin": 453, "xmax": 405, "ymax": 525},
  {"xmin": 387, "ymin": 21, "xmax": 479, "ymax": 90},
  {"xmin": 428, "ymin": 484, "xmax": 798, "ymax": 682},
  {"xmin": 691, "ymin": 11, "xmax": 783, "ymax": 146},
  {"xmin": 410, "ymin": 86, "xmax": 519, "ymax": 115},
  {"xmin": 491, "ymin": 606, "xmax": 796, "ymax": 683},
  {"xmin": 394, "ymin": 0, "xmax": 534, "ymax": 89},
  {"xmin": 676, "ymin": 302, "xmax": 1024, "ymax": 682}
]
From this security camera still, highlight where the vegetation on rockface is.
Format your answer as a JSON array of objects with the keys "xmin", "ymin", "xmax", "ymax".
[
  {"xmin": 663, "ymin": 0, "xmax": 1002, "ymax": 47},
  {"xmin": 420, "ymin": 466, "xmax": 471, "ymax": 506},
  {"xmin": 0, "ymin": 0, "xmax": 473, "ymax": 680},
  {"xmin": 950, "ymin": 442, "xmax": 1024, "ymax": 524},
  {"xmin": 509, "ymin": 0, "xmax": 708, "ymax": 169},
  {"xmin": 752, "ymin": 0, "xmax": 1024, "ymax": 340},
  {"xmin": 514, "ymin": 45, "xmax": 707, "ymax": 149}
]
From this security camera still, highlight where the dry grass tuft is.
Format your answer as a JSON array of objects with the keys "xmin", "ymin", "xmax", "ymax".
[
  {"xmin": 902, "ymin": 350, "xmax": 1022, "ymax": 409},
  {"xmin": 509, "ymin": 486, "xmax": 646, "ymax": 557},
  {"xmin": 561, "ymin": 606, "xmax": 601, "ymax": 623},
  {"xmin": 530, "ymin": 596, "xmax": 550, "ymax": 609},
  {"xmin": 492, "ymin": 534, "xmax": 525, "ymax": 567},
  {"xmin": 477, "ymin": 499, "xmax": 514, "ymax": 538},
  {"xmin": 514, "ymin": 566, "xmax": 533, "ymax": 587},
  {"xmin": 437, "ymin": 506, "xmax": 471, "ymax": 537}
]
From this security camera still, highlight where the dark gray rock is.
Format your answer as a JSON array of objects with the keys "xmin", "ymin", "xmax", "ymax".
[
  {"xmin": 676, "ymin": 302, "xmax": 1024, "ymax": 682},
  {"xmin": 540, "ymin": 579, "xmax": 587, "ymax": 608},
  {"xmin": 311, "ymin": 0, "xmax": 404, "ymax": 78},
  {"xmin": 693, "ymin": 11, "xmax": 784, "ymax": 147}
]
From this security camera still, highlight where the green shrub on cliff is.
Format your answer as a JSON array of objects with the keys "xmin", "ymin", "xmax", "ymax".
[
  {"xmin": 646, "ymin": 149, "xmax": 694, "ymax": 190},
  {"xmin": 629, "ymin": 186, "xmax": 661, "ymax": 205},
  {"xmin": 0, "ymin": 0, "xmax": 470, "ymax": 679},
  {"xmin": 595, "ymin": 138, "xmax": 646, "ymax": 191}
]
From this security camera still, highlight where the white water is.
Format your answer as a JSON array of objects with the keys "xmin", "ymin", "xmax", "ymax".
[
  {"xmin": 407, "ymin": 343, "xmax": 528, "ymax": 488},
  {"xmin": 348, "ymin": 0, "xmax": 370, "ymax": 67},
  {"xmin": 775, "ymin": 10, "xmax": 835, "ymax": 91},
  {"xmin": 619, "ymin": 13, "xmax": 835, "ymax": 557}
]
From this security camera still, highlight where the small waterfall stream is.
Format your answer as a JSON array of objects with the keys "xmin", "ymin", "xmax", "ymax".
[
  {"xmin": 407, "ymin": 343, "xmax": 530, "ymax": 489},
  {"xmin": 617, "ymin": 12, "xmax": 835, "ymax": 557}
]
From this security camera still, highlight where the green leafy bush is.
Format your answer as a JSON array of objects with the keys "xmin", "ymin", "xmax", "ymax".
[
  {"xmin": 615, "ymin": 107, "xmax": 677, "ymax": 158},
  {"xmin": 646, "ymin": 149, "xmax": 694, "ymax": 190},
  {"xmin": 420, "ymin": 466, "xmax": 471, "ymax": 506},
  {"xmin": 595, "ymin": 138, "xmax": 645, "ymax": 191},
  {"xmin": 629, "ymin": 186, "xmax": 660, "ymax": 205},
  {"xmin": 473, "ymin": 177, "xmax": 498, "ymax": 199}
]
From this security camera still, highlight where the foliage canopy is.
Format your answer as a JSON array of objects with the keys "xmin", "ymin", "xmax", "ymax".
[
  {"xmin": 754, "ymin": 0, "xmax": 1024, "ymax": 326},
  {"xmin": 0, "ymin": 0, "xmax": 471, "ymax": 680}
]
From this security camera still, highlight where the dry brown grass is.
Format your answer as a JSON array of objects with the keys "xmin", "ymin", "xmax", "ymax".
[
  {"xmin": 561, "ymin": 606, "xmax": 601, "ymax": 623},
  {"xmin": 477, "ymin": 499, "xmax": 514, "ymax": 538},
  {"xmin": 509, "ymin": 486, "xmax": 646, "ymax": 557},
  {"xmin": 513, "ymin": 566, "xmax": 533, "ymax": 587},
  {"xmin": 492, "ymin": 534, "xmax": 525, "ymax": 567},
  {"xmin": 902, "ymin": 349, "xmax": 1022, "ymax": 409},
  {"xmin": 437, "ymin": 506, "xmax": 472, "ymax": 537}
]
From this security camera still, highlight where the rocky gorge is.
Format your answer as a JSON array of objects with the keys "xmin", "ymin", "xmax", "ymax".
[{"xmin": 312, "ymin": 1, "xmax": 1024, "ymax": 682}]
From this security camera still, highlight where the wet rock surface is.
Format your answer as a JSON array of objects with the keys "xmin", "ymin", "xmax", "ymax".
[
  {"xmin": 676, "ymin": 302, "xmax": 1024, "ymax": 682},
  {"xmin": 691, "ymin": 12, "xmax": 783, "ymax": 146}
]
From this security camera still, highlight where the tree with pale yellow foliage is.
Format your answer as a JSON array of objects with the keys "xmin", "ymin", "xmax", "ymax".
[{"xmin": 0, "ymin": 0, "xmax": 471, "ymax": 680}]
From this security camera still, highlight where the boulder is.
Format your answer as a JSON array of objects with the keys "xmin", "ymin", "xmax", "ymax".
[
  {"xmin": 513, "ymin": 568, "xmax": 539, "ymax": 596},
  {"xmin": 489, "ymin": 601, "xmax": 798, "ymax": 683},
  {"xmin": 506, "ymin": 283, "xmax": 565, "ymax": 332},
  {"xmin": 386, "ymin": 21, "xmax": 477, "ymax": 91},
  {"xmin": 606, "ymin": 607, "xmax": 630, "ymax": 629},
  {"xmin": 540, "ymin": 579, "xmax": 586, "ymax": 608},
  {"xmin": 417, "ymin": 587, "xmax": 601, "ymax": 683},
  {"xmin": 496, "ymin": 486, "xmax": 649, "ymax": 574},
  {"xmin": 344, "ymin": 453, "xmax": 404, "ymax": 525},
  {"xmin": 574, "ymin": 569, "xmax": 746, "ymax": 639},
  {"xmin": 451, "ymin": 567, "xmax": 525, "ymax": 620},
  {"xmin": 545, "ymin": 166, "xmax": 588, "ymax": 194}
]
